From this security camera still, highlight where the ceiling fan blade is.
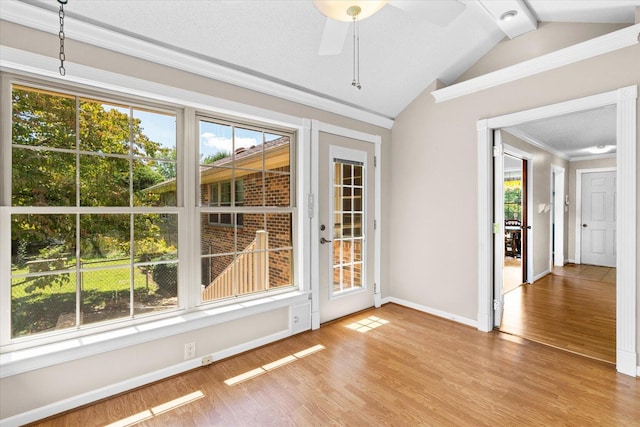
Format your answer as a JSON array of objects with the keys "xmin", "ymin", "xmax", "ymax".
[
  {"xmin": 390, "ymin": 0, "xmax": 465, "ymax": 26},
  {"xmin": 318, "ymin": 18, "xmax": 350, "ymax": 56}
]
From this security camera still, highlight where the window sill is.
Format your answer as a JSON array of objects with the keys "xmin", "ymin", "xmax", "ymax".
[{"xmin": 0, "ymin": 290, "xmax": 310, "ymax": 378}]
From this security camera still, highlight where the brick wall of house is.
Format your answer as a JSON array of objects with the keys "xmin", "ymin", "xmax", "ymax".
[{"xmin": 201, "ymin": 166, "xmax": 292, "ymax": 294}]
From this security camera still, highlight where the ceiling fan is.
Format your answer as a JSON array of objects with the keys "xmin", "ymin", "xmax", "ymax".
[{"xmin": 313, "ymin": 0, "xmax": 466, "ymax": 55}]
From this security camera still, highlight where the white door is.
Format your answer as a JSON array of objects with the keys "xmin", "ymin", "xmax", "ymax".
[
  {"xmin": 581, "ymin": 171, "xmax": 616, "ymax": 267},
  {"xmin": 318, "ymin": 133, "xmax": 375, "ymax": 323},
  {"xmin": 493, "ymin": 131, "xmax": 505, "ymax": 328}
]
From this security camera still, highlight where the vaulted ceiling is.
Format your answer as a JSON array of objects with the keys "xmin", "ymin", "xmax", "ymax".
[{"xmin": 11, "ymin": 0, "xmax": 640, "ymax": 121}]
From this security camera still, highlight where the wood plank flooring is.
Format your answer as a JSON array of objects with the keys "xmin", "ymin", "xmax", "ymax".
[
  {"xmin": 501, "ymin": 264, "xmax": 616, "ymax": 363},
  {"xmin": 31, "ymin": 303, "xmax": 639, "ymax": 426}
]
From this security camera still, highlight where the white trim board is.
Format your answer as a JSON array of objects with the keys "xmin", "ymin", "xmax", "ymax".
[
  {"xmin": 477, "ymin": 85, "xmax": 637, "ymax": 377},
  {"xmin": 432, "ymin": 24, "xmax": 640, "ymax": 103},
  {"xmin": 0, "ymin": 2, "xmax": 393, "ymax": 129},
  {"xmin": 382, "ymin": 298, "xmax": 477, "ymax": 328}
]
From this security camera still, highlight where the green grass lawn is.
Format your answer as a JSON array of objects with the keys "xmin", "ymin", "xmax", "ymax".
[{"xmin": 11, "ymin": 258, "xmax": 177, "ymax": 338}]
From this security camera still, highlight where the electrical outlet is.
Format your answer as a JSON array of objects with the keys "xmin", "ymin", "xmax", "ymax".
[
  {"xmin": 184, "ymin": 342, "xmax": 195, "ymax": 360},
  {"xmin": 201, "ymin": 355, "xmax": 213, "ymax": 366}
]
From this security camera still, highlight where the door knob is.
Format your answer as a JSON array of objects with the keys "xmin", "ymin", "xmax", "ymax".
[
  {"xmin": 320, "ymin": 237, "xmax": 332, "ymax": 244},
  {"xmin": 582, "ymin": 224, "xmax": 588, "ymax": 228}
]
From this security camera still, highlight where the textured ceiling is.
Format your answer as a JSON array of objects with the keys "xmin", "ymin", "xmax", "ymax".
[
  {"xmin": 17, "ymin": 0, "xmax": 640, "ymax": 120},
  {"xmin": 506, "ymin": 105, "xmax": 618, "ymax": 159}
]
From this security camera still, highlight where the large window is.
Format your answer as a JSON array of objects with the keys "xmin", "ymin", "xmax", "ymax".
[
  {"xmin": 2, "ymin": 79, "xmax": 298, "ymax": 350},
  {"xmin": 199, "ymin": 118, "xmax": 294, "ymax": 302},
  {"xmin": 6, "ymin": 83, "xmax": 179, "ymax": 343}
]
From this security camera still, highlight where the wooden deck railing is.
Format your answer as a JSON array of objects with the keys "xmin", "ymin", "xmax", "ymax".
[{"xmin": 201, "ymin": 230, "xmax": 269, "ymax": 301}]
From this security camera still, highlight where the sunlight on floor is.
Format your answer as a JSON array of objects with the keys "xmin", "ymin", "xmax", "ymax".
[
  {"xmin": 346, "ymin": 316, "xmax": 389, "ymax": 333},
  {"xmin": 224, "ymin": 344, "xmax": 325, "ymax": 386},
  {"xmin": 105, "ymin": 391, "xmax": 205, "ymax": 427}
]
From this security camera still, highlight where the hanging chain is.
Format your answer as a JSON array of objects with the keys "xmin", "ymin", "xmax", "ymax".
[
  {"xmin": 58, "ymin": 0, "xmax": 68, "ymax": 76},
  {"xmin": 351, "ymin": 14, "xmax": 362, "ymax": 89},
  {"xmin": 352, "ymin": 16, "xmax": 356, "ymax": 88},
  {"xmin": 351, "ymin": 14, "xmax": 361, "ymax": 90},
  {"xmin": 355, "ymin": 18, "xmax": 361, "ymax": 90}
]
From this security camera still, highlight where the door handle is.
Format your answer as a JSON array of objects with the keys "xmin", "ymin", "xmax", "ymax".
[
  {"xmin": 320, "ymin": 237, "xmax": 332, "ymax": 244},
  {"xmin": 582, "ymin": 224, "xmax": 588, "ymax": 228}
]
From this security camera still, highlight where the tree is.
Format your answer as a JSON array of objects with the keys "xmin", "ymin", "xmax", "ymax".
[{"xmin": 11, "ymin": 87, "xmax": 175, "ymax": 288}]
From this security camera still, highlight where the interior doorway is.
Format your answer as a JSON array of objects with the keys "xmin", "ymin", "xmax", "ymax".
[
  {"xmin": 477, "ymin": 85, "xmax": 637, "ymax": 376},
  {"xmin": 492, "ymin": 133, "xmax": 532, "ymax": 328},
  {"xmin": 502, "ymin": 153, "xmax": 528, "ymax": 293}
]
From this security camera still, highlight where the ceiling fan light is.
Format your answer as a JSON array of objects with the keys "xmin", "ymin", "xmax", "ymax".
[{"xmin": 313, "ymin": 0, "xmax": 388, "ymax": 22}]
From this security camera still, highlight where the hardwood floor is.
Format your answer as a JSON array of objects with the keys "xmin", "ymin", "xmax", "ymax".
[
  {"xmin": 31, "ymin": 303, "xmax": 639, "ymax": 426},
  {"xmin": 503, "ymin": 256, "xmax": 523, "ymax": 293},
  {"xmin": 501, "ymin": 264, "xmax": 616, "ymax": 363}
]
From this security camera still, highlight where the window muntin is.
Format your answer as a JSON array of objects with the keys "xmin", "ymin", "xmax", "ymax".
[
  {"xmin": 8, "ymin": 84, "xmax": 179, "ymax": 341},
  {"xmin": 208, "ymin": 180, "xmax": 244, "ymax": 226},
  {"xmin": 198, "ymin": 117, "xmax": 294, "ymax": 303},
  {"xmin": 332, "ymin": 160, "xmax": 365, "ymax": 295}
]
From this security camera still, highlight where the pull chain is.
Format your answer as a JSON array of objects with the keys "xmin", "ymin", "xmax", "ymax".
[
  {"xmin": 351, "ymin": 15, "xmax": 361, "ymax": 90},
  {"xmin": 348, "ymin": 6, "xmax": 362, "ymax": 90},
  {"xmin": 58, "ymin": 0, "xmax": 68, "ymax": 76}
]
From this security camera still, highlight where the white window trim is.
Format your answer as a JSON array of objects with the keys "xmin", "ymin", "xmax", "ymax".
[{"xmin": 0, "ymin": 49, "xmax": 312, "ymax": 375}]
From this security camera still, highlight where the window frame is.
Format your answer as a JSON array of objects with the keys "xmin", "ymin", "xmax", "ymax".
[
  {"xmin": 197, "ymin": 114, "xmax": 297, "ymax": 305},
  {"xmin": 0, "ymin": 73, "xmax": 305, "ymax": 354},
  {"xmin": 1, "ymin": 76, "xmax": 188, "ymax": 351}
]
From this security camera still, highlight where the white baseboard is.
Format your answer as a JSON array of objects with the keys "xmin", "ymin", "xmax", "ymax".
[
  {"xmin": 208, "ymin": 329, "xmax": 290, "ymax": 363},
  {"xmin": 382, "ymin": 297, "xmax": 477, "ymax": 328},
  {"xmin": 533, "ymin": 269, "xmax": 551, "ymax": 283},
  {"xmin": 1, "ymin": 329, "xmax": 291, "ymax": 427},
  {"xmin": 616, "ymin": 348, "xmax": 639, "ymax": 377},
  {"xmin": 567, "ymin": 259, "xmax": 576, "ymax": 264}
]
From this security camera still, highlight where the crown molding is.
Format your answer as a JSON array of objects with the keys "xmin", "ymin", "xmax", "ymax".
[
  {"xmin": 502, "ymin": 128, "xmax": 569, "ymax": 160},
  {"xmin": 432, "ymin": 23, "xmax": 640, "ymax": 103},
  {"xmin": 569, "ymin": 153, "xmax": 617, "ymax": 162},
  {"xmin": 0, "ymin": 1, "xmax": 393, "ymax": 129}
]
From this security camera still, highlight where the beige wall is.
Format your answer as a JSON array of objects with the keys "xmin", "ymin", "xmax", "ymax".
[
  {"xmin": 501, "ymin": 131, "xmax": 569, "ymax": 278},
  {"xmin": 0, "ymin": 21, "xmax": 392, "ymax": 419},
  {"xmin": 457, "ymin": 22, "xmax": 627, "ymax": 82},
  {"xmin": 390, "ymin": 24, "xmax": 639, "ymax": 341},
  {"xmin": 567, "ymin": 156, "xmax": 617, "ymax": 260}
]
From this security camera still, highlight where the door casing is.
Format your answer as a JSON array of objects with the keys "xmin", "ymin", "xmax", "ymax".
[{"xmin": 477, "ymin": 85, "xmax": 637, "ymax": 377}]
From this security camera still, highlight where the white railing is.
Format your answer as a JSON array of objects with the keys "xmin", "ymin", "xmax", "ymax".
[{"xmin": 202, "ymin": 230, "xmax": 269, "ymax": 301}]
